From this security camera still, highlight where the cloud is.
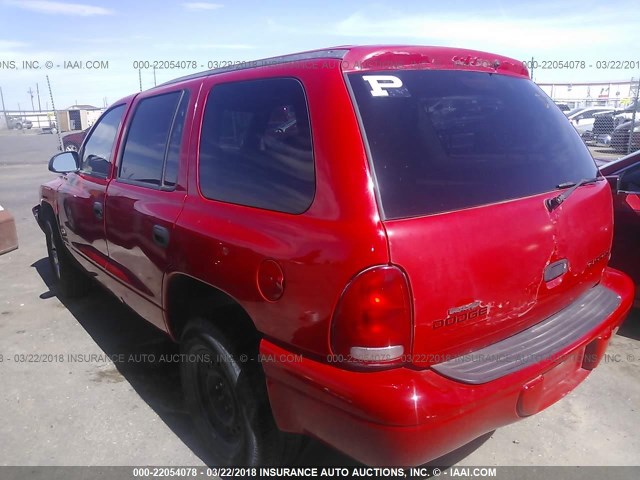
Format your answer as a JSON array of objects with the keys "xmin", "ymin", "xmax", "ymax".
[
  {"xmin": 332, "ymin": 11, "xmax": 638, "ymax": 51},
  {"xmin": 0, "ymin": 40, "xmax": 28, "ymax": 50},
  {"xmin": 153, "ymin": 41, "xmax": 252, "ymax": 51},
  {"xmin": 5, "ymin": 0, "xmax": 113, "ymax": 16},
  {"xmin": 0, "ymin": 39, "xmax": 28, "ymax": 58},
  {"xmin": 333, "ymin": 14, "xmax": 598, "ymax": 47},
  {"xmin": 181, "ymin": 2, "xmax": 223, "ymax": 10},
  {"xmin": 183, "ymin": 43, "xmax": 252, "ymax": 50}
]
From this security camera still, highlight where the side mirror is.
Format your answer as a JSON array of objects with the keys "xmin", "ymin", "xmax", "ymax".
[
  {"xmin": 605, "ymin": 175, "xmax": 620, "ymax": 195},
  {"xmin": 48, "ymin": 151, "xmax": 79, "ymax": 173}
]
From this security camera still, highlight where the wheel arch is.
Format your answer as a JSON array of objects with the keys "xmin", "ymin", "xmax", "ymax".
[
  {"xmin": 164, "ymin": 273, "xmax": 260, "ymax": 344},
  {"xmin": 37, "ymin": 200, "xmax": 57, "ymax": 232}
]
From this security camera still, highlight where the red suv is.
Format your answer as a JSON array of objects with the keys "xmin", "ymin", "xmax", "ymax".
[{"xmin": 33, "ymin": 46, "xmax": 634, "ymax": 467}]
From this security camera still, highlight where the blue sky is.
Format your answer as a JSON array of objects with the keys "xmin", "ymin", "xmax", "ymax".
[{"xmin": 0, "ymin": 0, "xmax": 639, "ymax": 110}]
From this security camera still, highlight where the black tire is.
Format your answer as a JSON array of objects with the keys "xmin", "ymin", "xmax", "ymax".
[
  {"xmin": 180, "ymin": 314, "xmax": 300, "ymax": 466},
  {"xmin": 45, "ymin": 218, "xmax": 90, "ymax": 298},
  {"xmin": 16, "ymin": 123, "xmax": 23, "ymax": 130},
  {"xmin": 64, "ymin": 143, "xmax": 79, "ymax": 152}
]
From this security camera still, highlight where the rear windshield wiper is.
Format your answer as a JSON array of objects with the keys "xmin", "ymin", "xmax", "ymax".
[{"xmin": 545, "ymin": 177, "xmax": 603, "ymax": 212}]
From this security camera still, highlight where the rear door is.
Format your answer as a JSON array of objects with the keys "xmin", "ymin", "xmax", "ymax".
[
  {"xmin": 104, "ymin": 88, "xmax": 192, "ymax": 329},
  {"xmin": 57, "ymin": 104, "xmax": 127, "ymax": 271}
]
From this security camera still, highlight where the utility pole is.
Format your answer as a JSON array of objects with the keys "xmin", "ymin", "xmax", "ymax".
[
  {"xmin": 530, "ymin": 56, "xmax": 535, "ymax": 82},
  {"xmin": 138, "ymin": 68, "xmax": 142, "ymax": 92},
  {"xmin": 153, "ymin": 66, "xmax": 157, "ymax": 87},
  {"xmin": 27, "ymin": 87, "xmax": 35, "ymax": 110},
  {"xmin": 626, "ymin": 76, "xmax": 640, "ymax": 154},
  {"xmin": 0, "ymin": 86, "xmax": 7, "ymax": 128},
  {"xmin": 36, "ymin": 83, "xmax": 41, "ymax": 111},
  {"xmin": 46, "ymin": 75, "xmax": 63, "ymax": 150}
]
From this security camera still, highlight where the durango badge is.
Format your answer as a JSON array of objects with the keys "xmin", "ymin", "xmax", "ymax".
[{"xmin": 433, "ymin": 301, "xmax": 489, "ymax": 329}]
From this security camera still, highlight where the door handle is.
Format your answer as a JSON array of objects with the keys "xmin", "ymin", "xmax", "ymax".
[
  {"xmin": 152, "ymin": 225, "xmax": 170, "ymax": 248},
  {"xmin": 93, "ymin": 201, "xmax": 103, "ymax": 220}
]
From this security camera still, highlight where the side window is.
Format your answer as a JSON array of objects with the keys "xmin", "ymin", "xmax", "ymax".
[
  {"xmin": 199, "ymin": 78, "xmax": 315, "ymax": 214},
  {"xmin": 80, "ymin": 105, "xmax": 125, "ymax": 177},
  {"xmin": 620, "ymin": 164, "xmax": 640, "ymax": 193},
  {"xmin": 163, "ymin": 93, "xmax": 190, "ymax": 188},
  {"xmin": 119, "ymin": 91, "xmax": 189, "ymax": 188}
]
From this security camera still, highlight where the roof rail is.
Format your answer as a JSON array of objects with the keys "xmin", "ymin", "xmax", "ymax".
[{"xmin": 157, "ymin": 48, "xmax": 350, "ymax": 88}]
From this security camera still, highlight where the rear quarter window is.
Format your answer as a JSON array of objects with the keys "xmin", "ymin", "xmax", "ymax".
[{"xmin": 198, "ymin": 78, "xmax": 315, "ymax": 214}]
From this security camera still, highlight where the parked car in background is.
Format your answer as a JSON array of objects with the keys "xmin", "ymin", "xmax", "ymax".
[
  {"xmin": 565, "ymin": 107, "xmax": 584, "ymax": 117},
  {"xmin": 600, "ymin": 150, "xmax": 640, "ymax": 292},
  {"xmin": 567, "ymin": 107, "xmax": 613, "ymax": 135},
  {"xmin": 593, "ymin": 106, "xmax": 640, "ymax": 145},
  {"xmin": 6, "ymin": 117, "xmax": 32, "ymax": 130},
  {"xmin": 42, "ymin": 121, "xmax": 58, "ymax": 134},
  {"xmin": 33, "ymin": 45, "xmax": 634, "ymax": 467},
  {"xmin": 610, "ymin": 119, "xmax": 640, "ymax": 153},
  {"xmin": 61, "ymin": 129, "xmax": 88, "ymax": 151}
]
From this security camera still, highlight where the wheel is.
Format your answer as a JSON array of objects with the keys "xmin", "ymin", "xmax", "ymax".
[
  {"xmin": 16, "ymin": 123, "xmax": 23, "ymax": 130},
  {"xmin": 50, "ymin": 127, "xmax": 58, "ymax": 135},
  {"xmin": 180, "ymin": 315, "xmax": 299, "ymax": 466},
  {"xmin": 65, "ymin": 143, "xmax": 78, "ymax": 152},
  {"xmin": 45, "ymin": 218, "xmax": 90, "ymax": 298}
]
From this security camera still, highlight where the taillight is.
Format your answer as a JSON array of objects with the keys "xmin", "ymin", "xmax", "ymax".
[{"xmin": 331, "ymin": 265, "xmax": 412, "ymax": 367}]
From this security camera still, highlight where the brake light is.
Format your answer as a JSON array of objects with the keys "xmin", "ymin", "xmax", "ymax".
[{"xmin": 331, "ymin": 265, "xmax": 412, "ymax": 367}]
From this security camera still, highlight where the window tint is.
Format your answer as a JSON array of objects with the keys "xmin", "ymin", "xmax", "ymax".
[
  {"xmin": 349, "ymin": 70, "xmax": 598, "ymax": 219},
  {"xmin": 199, "ymin": 78, "xmax": 314, "ymax": 213},
  {"xmin": 164, "ymin": 93, "xmax": 189, "ymax": 187},
  {"xmin": 80, "ymin": 105, "xmax": 125, "ymax": 177},
  {"xmin": 621, "ymin": 164, "xmax": 640, "ymax": 192},
  {"xmin": 119, "ymin": 91, "xmax": 188, "ymax": 187}
]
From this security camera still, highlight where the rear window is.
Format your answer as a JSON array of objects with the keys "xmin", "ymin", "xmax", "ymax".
[{"xmin": 349, "ymin": 71, "xmax": 598, "ymax": 219}]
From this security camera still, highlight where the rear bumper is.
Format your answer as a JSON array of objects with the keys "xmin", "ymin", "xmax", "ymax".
[{"xmin": 261, "ymin": 268, "xmax": 634, "ymax": 466}]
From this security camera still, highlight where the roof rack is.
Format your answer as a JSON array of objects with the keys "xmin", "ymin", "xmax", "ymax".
[{"xmin": 157, "ymin": 48, "xmax": 350, "ymax": 88}]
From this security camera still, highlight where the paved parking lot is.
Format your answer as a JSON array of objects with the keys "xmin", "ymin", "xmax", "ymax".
[
  {"xmin": 588, "ymin": 144, "xmax": 629, "ymax": 163},
  {"xmin": 0, "ymin": 131, "xmax": 638, "ymax": 467}
]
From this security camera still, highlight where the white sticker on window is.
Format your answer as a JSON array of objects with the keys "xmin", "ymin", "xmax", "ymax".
[{"xmin": 362, "ymin": 75, "xmax": 404, "ymax": 97}]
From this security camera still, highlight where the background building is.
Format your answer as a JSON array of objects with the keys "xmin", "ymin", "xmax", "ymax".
[
  {"xmin": 0, "ymin": 104, "xmax": 104, "ymax": 132},
  {"xmin": 538, "ymin": 79, "xmax": 639, "ymax": 109}
]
